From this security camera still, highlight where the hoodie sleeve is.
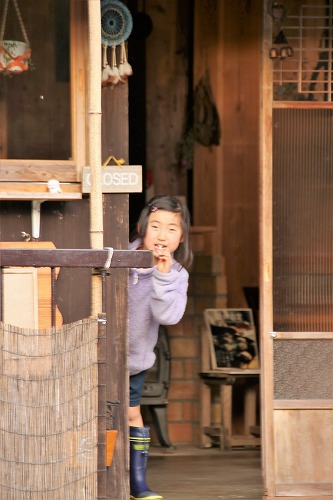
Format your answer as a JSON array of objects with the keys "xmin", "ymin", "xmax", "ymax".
[{"xmin": 150, "ymin": 266, "xmax": 189, "ymax": 325}]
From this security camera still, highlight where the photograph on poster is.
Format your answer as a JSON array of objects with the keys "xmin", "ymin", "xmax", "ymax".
[{"xmin": 204, "ymin": 308, "xmax": 259, "ymax": 370}]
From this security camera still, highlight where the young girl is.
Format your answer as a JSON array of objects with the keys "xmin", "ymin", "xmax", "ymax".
[{"xmin": 128, "ymin": 195, "xmax": 193, "ymax": 500}]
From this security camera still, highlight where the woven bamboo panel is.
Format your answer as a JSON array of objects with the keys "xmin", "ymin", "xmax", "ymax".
[
  {"xmin": 274, "ymin": 339, "xmax": 333, "ymax": 400},
  {"xmin": 0, "ymin": 317, "xmax": 99, "ymax": 499}
]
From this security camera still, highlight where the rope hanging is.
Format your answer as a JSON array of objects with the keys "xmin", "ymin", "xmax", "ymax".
[{"xmin": 0, "ymin": 0, "xmax": 31, "ymax": 74}]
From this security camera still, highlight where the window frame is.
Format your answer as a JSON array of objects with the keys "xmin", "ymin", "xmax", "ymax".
[{"xmin": 0, "ymin": 0, "xmax": 87, "ymax": 200}]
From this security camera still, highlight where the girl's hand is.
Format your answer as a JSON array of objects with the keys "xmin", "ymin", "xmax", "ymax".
[{"xmin": 156, "ymin": 248, "xmax": 172, "ymax": 273}]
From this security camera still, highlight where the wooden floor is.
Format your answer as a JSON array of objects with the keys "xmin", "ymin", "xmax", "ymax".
[{"xmin": 147, "ymin": 446, "xmax": 263, "ymax": 500}]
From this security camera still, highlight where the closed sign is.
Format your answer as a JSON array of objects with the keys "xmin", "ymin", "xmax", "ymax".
[{"xmin": 82, "ymin": 165, "xmax": 142, "ymax": 193}]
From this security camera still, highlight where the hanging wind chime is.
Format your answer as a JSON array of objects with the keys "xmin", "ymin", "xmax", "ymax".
[
  {"xmin": 269, "ymin": 1, "xmax": 294, "ymax": 95},
  {"xmin": 101, "ymin": 0, "xmax": 133, "ymax": 88},
  {"xmin": 269, "ymin": 1, "xmax": 294, "ymax": 59},
  {"xmin": 0, "ymin": 0, "xmax": 31, "ymax": 75}
]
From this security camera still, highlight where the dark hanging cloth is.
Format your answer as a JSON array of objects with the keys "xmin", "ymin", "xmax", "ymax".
[{"xmin": 193, "ymin": 71, "xmax": 221, "ymax": 146}]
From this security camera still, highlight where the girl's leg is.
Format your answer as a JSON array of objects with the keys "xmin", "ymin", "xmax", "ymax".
[
  {"xmin": 129, "ymin": 374, "xmax": 162, "ymax": 499},
  {"xmin": 128, "ymin": 405, "xmax": 143, "ymax": 427},
  {"xmin": 129, "ymin": 425, "xmax": 163, "ymax": 500}
]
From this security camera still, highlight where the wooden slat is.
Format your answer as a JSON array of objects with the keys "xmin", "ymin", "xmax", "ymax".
[
  {"xmin": 274, "ymin": 101, "xmax": 333, "ymax": 109},
  {"xmin": 229, "ymin": 436, "xmax": 261, "ymax": 447},
  {"xmin": 274, "ymin": 332, "xmax": 333, "ymax": 340},
  {"xmin": 0, "ymin": 183, "xmax": 82, "ymax": 193},
  {"xmin": 275, "ymin": 484, "xmax": 333, "ymax": 497},
  {"xmin": 0, "ymin": 192, "xmax": 82, "ymax": 201},
  {"xmin": 0, "ymin": 163, "xmax": 79, "ymax": 182},
  {"xmin": 274, "ymin": 399, "xmax": 333, "ymax": 410},
  {"xmin": 0, "ymin": 249, "xmax": 153, "ymax": 268},
  {"xmin": 0, "ymin": 182, "xmax": 82, "ymax": 200},
  {"xmin": 266, "ymin": 496, "xmax": 333, "ymax": 500},
  {"xmin": 200, "ymin": 369, "xmax": 260, "ymax": 378}
]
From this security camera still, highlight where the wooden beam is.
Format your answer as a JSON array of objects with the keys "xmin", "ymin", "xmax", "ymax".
[{"xmin": 0, "ymin": 249, "xmax": 153, "ymax": 268}]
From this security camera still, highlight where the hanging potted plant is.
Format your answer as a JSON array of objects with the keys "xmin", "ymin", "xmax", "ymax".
[{"xmin": 0, "ymin": 0, "xmax": 31, "ymax": 74}]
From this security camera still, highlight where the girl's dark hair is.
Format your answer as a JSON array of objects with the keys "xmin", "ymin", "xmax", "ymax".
[{"xmin": 132, "ymin": 195, "xmax": 193, "ymax": 270}]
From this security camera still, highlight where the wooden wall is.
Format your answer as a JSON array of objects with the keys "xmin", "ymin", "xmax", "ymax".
[
  {"xmin": 193, "ymin": 0, "xmax": 261, "ymax": 306},
  {"xmin": 0, "ymin": 79, "xmax": 131, "ymax": 500},
  {"xmin": 144, "ymin": 0, "xmax": 261, "ymax": 306},
  {"xmin": 141, "ymin": 0, "xmax": 262, "ymax": 448},
  {"xmin": 145, "ymin": 0, "xmax": 192, "ymax": 198},
  {"xmin": 0, "ymin": 0, "xmax": 262, "ymax": 459}
]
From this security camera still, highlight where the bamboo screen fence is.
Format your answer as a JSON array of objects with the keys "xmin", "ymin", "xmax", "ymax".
[
  {"xmin": 0, "ymin": 317, "xmax": 100, "ymax": 499},
  {"xmin": 0, "ymin": 248, "xmax": 152, "ymax": 500}
]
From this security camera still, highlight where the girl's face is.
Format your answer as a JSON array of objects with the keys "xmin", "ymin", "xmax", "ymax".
[{"xmin": 143, "ymin": 210, "xmax": 183, "ymax": 262}]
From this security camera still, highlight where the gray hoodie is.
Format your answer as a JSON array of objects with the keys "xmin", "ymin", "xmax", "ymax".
[{"xmin": 129, "ymin": 239, "xmax": 189, "ymax": 376}]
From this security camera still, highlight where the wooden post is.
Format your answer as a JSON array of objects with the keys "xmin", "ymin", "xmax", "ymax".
[{"xmin": 87, "ymin": 0, "xmax": 103, "ymax": 316}]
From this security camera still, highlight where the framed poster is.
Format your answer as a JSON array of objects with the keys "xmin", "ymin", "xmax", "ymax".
[{"xmin": 204, "ymin": 308, "xmax": 259, "ymax": 370}]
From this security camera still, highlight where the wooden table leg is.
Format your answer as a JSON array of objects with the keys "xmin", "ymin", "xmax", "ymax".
[
  {"xmin": 244, "ymin": 383, "xmax": 257, "ymax": 435},
  {"xmin": 220, "ymin": 384, "xmax": 232, "ymax": 451},
  {"xmin": 200, "ymin": 380, "xmax": 213, "ymax": 448}
]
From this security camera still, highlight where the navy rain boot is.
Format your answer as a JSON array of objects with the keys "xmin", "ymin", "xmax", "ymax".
[{"xmin": 129, "ymin": 426, "xmax": 163, "ymax": 500}]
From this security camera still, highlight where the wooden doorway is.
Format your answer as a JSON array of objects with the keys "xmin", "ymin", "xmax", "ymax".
[{"xmin": 261, "ymin": 2, "xmax": 333, "ymax": 498}]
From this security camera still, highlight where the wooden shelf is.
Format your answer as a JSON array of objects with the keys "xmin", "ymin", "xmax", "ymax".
[{"xmin": 0, "ymin": 183, "xmax": 83, "ymax": 200}]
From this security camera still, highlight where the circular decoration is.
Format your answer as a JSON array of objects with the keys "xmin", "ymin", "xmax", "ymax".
[{"xmin": 101, "ymin": 0, "xmax": 133, "ymax": 46}]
